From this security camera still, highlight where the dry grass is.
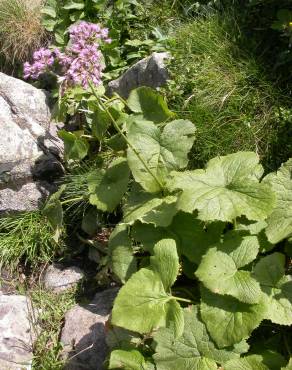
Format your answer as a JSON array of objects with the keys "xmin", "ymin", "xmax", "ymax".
[{"xmin": 0, "ymin": 0, "xmax": 47, "ymax": 64}]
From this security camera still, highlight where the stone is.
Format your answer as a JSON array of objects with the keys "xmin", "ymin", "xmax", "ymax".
[
  {"xmin": 107, "ymin": 52, "xmax": 170, "ymax": 98},
  {"xmin": 0, "ymin": 181, "xmax": 54, "ymax": 213},
  {"xmin": 42, "ymin": 264, "xmax": 84, "ymax": 293},
  {"xmin": 0, "ymin": 294, "xmax": 37, "ymax": 370},
  {"xmin": 61, "ymin": 288, "xmax": 118, "ymax": 370},
  {"xmin": 0, "ymin": 72, "xmax": 63, "ymax": 213}
]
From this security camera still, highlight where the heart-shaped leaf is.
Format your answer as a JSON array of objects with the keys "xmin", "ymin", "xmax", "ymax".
[
  {"xmin": 127, "ymin": 87, "xmax": 174, "ymax": 123},
  {"xmin": 127, "ymin": 118, "xmax": 196, "ymax": 193},
  {"xmin": 200, "ymin": 287, "xmax": 266, "ymax": 347},
  {"xmin": 168, "ymin": 152, "xmax": 275, "ymax": 222},
  {"xmin": 111, "ymin": 239, "xmax": 183, "ymax": 336},
  {"xmin": 196, "ymin": 231, "xmax": 261, "ymax": 303},
  {"xmin": 88, "ymin": 157, "xmax": 130, "ymax": 212},
  {"xmin": 153, "ymin": 306, "xmax": 248, "ymax": 370}
]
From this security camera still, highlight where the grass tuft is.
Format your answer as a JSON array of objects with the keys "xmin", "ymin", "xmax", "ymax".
[
  {"xmin": 0, "ymin": 211, "xmax": 62, "ymax": 269},
  {"xmin": 0, "ymin": 0, "xmax": 46, "ymax": 65},
  {"xmin": 166, "ymin": 13, "xmax": 291, "ymax": 170},
  {"xmin": 30, "ymin": 288, "xmax": 76, "ymax": 370}
]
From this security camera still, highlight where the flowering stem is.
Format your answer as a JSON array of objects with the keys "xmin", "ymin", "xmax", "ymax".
[{"xmin": 89, "ymin": 82, "xmax": 164, "ymax": 191}]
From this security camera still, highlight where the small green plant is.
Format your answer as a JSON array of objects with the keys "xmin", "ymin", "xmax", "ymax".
[
  {"xmin": 0, "ymin": 0, "xmax": 46, "ymax": 65},
  {"xmin": 42, "ymin": 85, "xmax": 292, "ymax": 368},
  {"xmin": 0, "ymin": 210, "xmax": 62, "ymax": 269}
]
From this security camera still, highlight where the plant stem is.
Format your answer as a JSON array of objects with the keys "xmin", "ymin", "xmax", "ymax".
[
  {"xmin": 90, "ymin": 82, "xmax": 164, "ymax": 191},
  {"xmin": 61, "ymin": 197, "xmax": 84, "ymax": 205},
  {"xmin": 172, "ymin": 296, "xmax": 193, "ymax": 304},
  {"xmin": 77, "ymin": 233, "xmax": 107, "ymax": 255}
]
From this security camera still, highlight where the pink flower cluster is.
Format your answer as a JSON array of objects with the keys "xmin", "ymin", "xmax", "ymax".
[
  {"xmin": 24, "ymin": 48, "xmax": 54, "ymax": 79},
  {"xmin": 24, "ymin": 21, "xmax": 111, "ymax": 90}
]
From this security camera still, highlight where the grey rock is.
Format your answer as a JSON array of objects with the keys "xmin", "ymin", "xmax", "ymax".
[
  {"xmin": 107, "ymin": 52, "xmax": 170, "ymax": 98},
  {"xmin": 0, "ymin": 72, "xmax": 63, "ymax": 213},
  {"xmin": 42, "ymin": 264, "xmax": 84, "ymax": 293},
  {"xmin": 0, "ymin": 181, "xmax": 54, "ymax": 213},
  {"xmin": 61, "ymin": 288, "xmax": 118, "ymax": 370},
  {"xmin": 0, "ymin": 294, "xmax": 37, "ymax": 370}
]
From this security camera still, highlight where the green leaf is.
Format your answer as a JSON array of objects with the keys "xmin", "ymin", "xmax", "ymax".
[
  {"xmin": 150, "ymin": 239, "xmax": 179, "ymax": 291},
  {"xmin": 106, "ymin": 133, "xmax": 127, "ymax": 152},
  {"xmin": 132, "ymin": 212, "xmax": 223, "ymax": 261},
  {"xmin": 91, "ymin": 105, "xmax": 110, "ymax": 140},
  {"xmin": 263, "ymin": 159, "xmax": 292, "ymax": 244},
  {"xmin": 168, "ymin": 152, "xmax": 275, "ymax": 222},
  {"xmin": 111, "ymin": 239, "xmax": 183, "ymax": 335},
  {"xmin": 63, "ymin": 0, "xmax": 85, "ymax": 10},
  {"xmin": 41, "ymin": 6, "xmax": 57, "ymax": 18},
  {"xmin": 132, "ymin": 222, "xmax": 173, "ymax": 252},
  {"xmin": 81, "ymin": 207, "xmax": 99, "ymax": 235},
  {"xmin": 250, "ymin": 350, "xmax": 286, "ymax": 370},
  {"xmin": 153, "ymin": 306, "xmax": 247, "ymax": 370},
  {"xmin": 108, "ymin": 224, "xmax": 137, "ymax": 283},
  {"xmin": 200, "ymin": 288, "xmax": 266, "ymax": 348},
  {"xmin": 58, "ymin": 130, "xmax": 89, "ymax": 161},
  {"xmin": 123, "ymin": 184, "xmax": 177, "ymax": 227},
  {"xmin": 106, "ymin": 326, "xmax": 142, "ymax": 351},
  {"xmin": 127, "ymin": 87, "xmax": 174, "ymax": 123},
  {"xmin": 237, "ymin": 219, "xmax": 274, "ymax": 253},
  {"xmin": 127, "ymin": 118, "xmax": 196, "ymax": 193},
  {"xmin": 196, "ymin": 231, "xmax": 261, "ymax": 303},
  {"xmin": 42, "ymin": 185, "xmax": 66, "ymax": 242},
  {"xmin": 224, "ymin": 356, "xmax": 269, "ymax": 370},
  {"xmin": 109, "ymin": 350, "xmax": 154, "ymax": 370},
  {"xmin": 170, "ymin": 213, "xmax": 224, "ymax": 264},
  {"xmin": 253, "ymin": 252, "xmax": 292, "ymax": 325},
  {"xmin": 88, "ymin": 157, "xmax": 130, "ymax": 212}
]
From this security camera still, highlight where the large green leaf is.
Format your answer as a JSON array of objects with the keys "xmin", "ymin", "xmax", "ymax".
[
  {"xmin": 88, "ymin": 157, "xmax": 130, "ymax": 212},
  {"xmin": 127, "ymin": 118, "xmax": 196, "ymax": 193},
  {"xmin": 153, "ymin": 306, "xmax": 247, "ymax": 370},
  {"xmin": 224, "ymin": 356, "xmax": 269, "ymax": 370},
  {"xmin": 123, "ymin": 184, "xmax": 177, "ymax": 227},
  {"xmin": 127, "ymin": 87, "xmax": 174, "ymax": 123},
  {"xmin": 263, "ymin": 159, "xmax": 292, "ymax": 244},
  {"xmin": 196, "ymin": 231, "xmax": 261, "ymax": 303},
  {"xmin": 111, "ymin": 239, "xmax": 183, "ymax": 336},
  {"xmin": 168, "ymin": 152, "xmax": 275, "ymax": 222},
  {"xmin": 200, "ymin": 288, "xmax": 266, "ymax": 348},
  {"xmin": 108, "ymin": 224, "xmax": 137, "ymax": 283},
  {"xmin": 253, "ymin": 252, "xmax": 292, "ymax": 325},
  {"xmin": 109, "ymin": 350, "xmax": 154, "ymax": 370},
  {"xmin": 132, "ymin": 212, "xmax": 223, "ymax": 262}
]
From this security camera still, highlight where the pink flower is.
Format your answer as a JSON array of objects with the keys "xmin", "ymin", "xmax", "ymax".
[{"xmin": 23, "ymin": 21, "xmax": 111, "ymax": 91}]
